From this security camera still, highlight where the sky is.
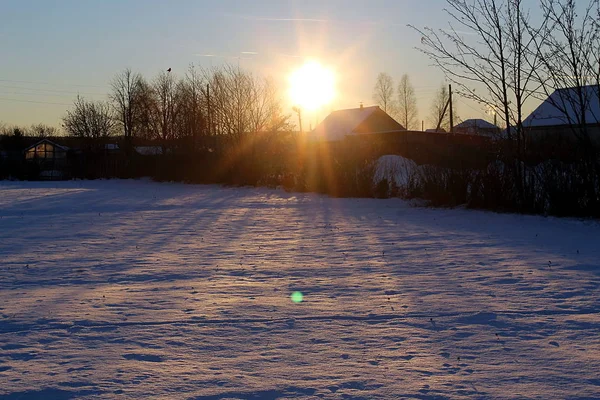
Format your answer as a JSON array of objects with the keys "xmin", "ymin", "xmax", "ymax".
[{"xmin": 1, "ymin": 0, "xmax": 497, "ymax": 130}]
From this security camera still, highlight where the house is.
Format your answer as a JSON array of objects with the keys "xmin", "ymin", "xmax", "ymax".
[
  {"xmin": 454, "ymin": 119, "xmax": 500, "ymax": 138},
  {"xmin": 311, "ymin": 105, "xmax": 406, "ymax": 141},
  {"xmin": 523, "ymin": 85, "xmax": 600, "ymax": 143},
  {"xmin": 24, "ymin": 139, "xmax": 70, "ymax": 180},
  {"xmin": 135, "ymin": 146, "xmax": 163, "ymax": 156},
  {"xmin": 104, "ymin": 143, "xmax": 120, "ymax": 153}
]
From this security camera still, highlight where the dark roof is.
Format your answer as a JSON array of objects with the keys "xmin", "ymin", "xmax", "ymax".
[
  {"xmin": 311, "ymin": 106, "xmax": 405, "ymax": 141},
  {"xmin": 524, "ymin": 85, "xmax": 600, "ymax": 127},
  {"xmin": 455, "ymin": 119, "xmax": 499, "ymax": 130}
]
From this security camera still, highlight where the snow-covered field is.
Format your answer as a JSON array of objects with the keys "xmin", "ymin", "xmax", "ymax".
[{"xmin": 1, "ymin": 180, "xmax": 599, "ymax": 399}]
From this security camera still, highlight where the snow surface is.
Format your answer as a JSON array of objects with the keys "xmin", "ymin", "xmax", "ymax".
[{"xmin": 1, "ymin": 180, "xmax": 599, "ymax": 399}]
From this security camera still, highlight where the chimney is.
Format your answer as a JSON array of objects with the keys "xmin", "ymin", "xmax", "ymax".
[{"xmin": 359, "ymin": 102, "xmax": 364, "ymax": 109}]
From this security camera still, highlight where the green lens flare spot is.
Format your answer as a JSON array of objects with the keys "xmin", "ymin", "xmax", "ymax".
[{"xmin": 291, "ymin": 291, "xmax": 304, "ymax": 303}]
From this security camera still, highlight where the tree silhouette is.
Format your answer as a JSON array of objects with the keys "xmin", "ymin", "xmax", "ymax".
[{"xmin": 373, "ymin": 72, "xmax": 397, "ymax": 116}]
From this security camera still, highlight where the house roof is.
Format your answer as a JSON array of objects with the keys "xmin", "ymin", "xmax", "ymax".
[
  {"xmin": 311, "ymin": 106, "xmax": 405, "ymax": 141},
  {"xmin": 455, "ymin": 119, "xmax": 499, "ymax": 130},
  {"xmin": 523, "ymin": 85, "xmax": 600, "ymax": 127},
  {"xmin": 24, "ymin": 138, "xmax": 69, "ymax": 152}
]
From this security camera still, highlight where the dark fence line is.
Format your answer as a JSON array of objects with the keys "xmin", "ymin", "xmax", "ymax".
[{"xmin": 1, "ymin": 132, "xmax": 598, "ymax": 217}]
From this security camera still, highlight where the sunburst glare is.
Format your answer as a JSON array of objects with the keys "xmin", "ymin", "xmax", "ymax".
[{"xmin": 288, "ymin": 61, "xmax": 336, "ymax": 112}]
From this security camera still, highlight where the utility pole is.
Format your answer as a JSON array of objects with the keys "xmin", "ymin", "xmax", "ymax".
[
  {"xmin": 293, "ymin": 106, "xmax": 303, "ymax": 134},
  {"xmin": 435, "ymin": 100, "xmax": 450, "ymax": 133},
  {"xmin": 449, "ymin": 84, "xmax": 454, "ymax": 134},
  {"xmin": 206, "ymin": 84, "xmax": 211, "ymax": 136}
]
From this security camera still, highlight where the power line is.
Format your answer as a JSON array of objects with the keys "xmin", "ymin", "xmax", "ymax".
[
  {"xmin": 0, "ymin": 84, "xmax": 107, "ymax": 96},
  {"xmin": 0, "ymin": 91, "xmax": 86, "ymax": 100},
  {"xmin": 0, "ymin": 97, "xmax": 71, "ymax": 106},
  {"xmin": 0, "ymin": 78, "xmax": 108, "ymax": 89},
  {"xmin": 457, "ymin": 97, "xmax": 487, "ymax": 117}
]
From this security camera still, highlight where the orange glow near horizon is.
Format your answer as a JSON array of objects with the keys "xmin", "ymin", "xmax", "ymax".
[{"xmin": 288, "ymin": 61, "xmax": 336, "ymax": 112}]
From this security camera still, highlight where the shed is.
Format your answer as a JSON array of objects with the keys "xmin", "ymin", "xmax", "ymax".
[{"xmin": 24, "ymin": 139, "xmax": 69, "ymax": 180}]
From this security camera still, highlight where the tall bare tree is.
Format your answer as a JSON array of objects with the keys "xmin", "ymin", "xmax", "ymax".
[
  {"xmin": 248, "ymin": 76, "xmax": 290, "ymax": 133},
  {"xmin": 412, "ymin": 0, "xmax": 551, "ymax": 206},
  {"xmin": 373, "ymin": 72, "xmax": 397, "ymax": 115},
  {"xmin": 201, "ymin": 65, "xmax": 289, "ymax": 140},
  {"xmin": 131, "ymin": 79, "xmax": 155, "ymax": 141},
  {"xmin": 179, "ymin": 64, "xmax": 207, "ymax": 144},
  {"xmin": 148, "ymin": 70, "xmax": 181, "ymax": 148},
  {"xmin": 397, "ymin": 74, "xmax": 418, "ymax": 130},
  {"xmin": 110, "ymin": 68, "xmax": 144, "ymax": 141},
  {"xmin": 530, "ymin": 0, "xmax": 600, "ymax": 205},
  {"xmin": 63, "ymin": 96, "xmax": 116, "ymax": 139},
  {"xmin": 411, "ymin": 0, "xmax": 544, "ymax": 142},
  {"xmin": 531, "ymin": 0, "xmax": 600, "ymax": 141}
]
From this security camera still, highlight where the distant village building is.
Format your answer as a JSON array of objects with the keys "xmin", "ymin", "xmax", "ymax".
[
  {"xmin": 135, "ymin": 146, "xmax": 164, "ymax": 156},
  {"xmin": 104, "ymin": 143, "xmax": 120, "ymax": 153},
  {"xmin": 523, "ymin": 85, "xmax": 600, "ymax": 143},
  {"xmin": 23, "ymin": 139, "xmax": 69, "ymax": 179},
  {"xmin": 311, "ymin": 105, "xmax": 406, "ymax": 141},
  {"xmin": 454, "ymin": 119, "xmax": 501, "ymax": 138}
]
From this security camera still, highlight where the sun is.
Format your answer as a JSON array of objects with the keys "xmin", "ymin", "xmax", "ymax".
[{"xmin": 288, "ymin": 61, "xmax": 336, "ymax": 112}]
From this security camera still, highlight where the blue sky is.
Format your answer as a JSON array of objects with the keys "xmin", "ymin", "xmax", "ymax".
[{"xmin": 1, "ymin": 0, "xmax": 487, "ymax": 129}]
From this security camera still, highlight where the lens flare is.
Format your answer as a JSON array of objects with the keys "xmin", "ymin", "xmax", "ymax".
[{"xmin": 290, "ymin": 291, "xmax": 304, "ymax": 303}]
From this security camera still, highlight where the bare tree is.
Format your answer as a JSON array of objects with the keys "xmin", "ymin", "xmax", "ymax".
[
  {"xmin": 178, "ymin": 64, "xmax": 207, "ymax": 144},
  {"xmin": 30, "ymin": 124, "xmax": 59, "ymax": 138},
  {"xmin": 397, "ymin": 74, "xmax": 418, "ymax": 130},
  {"xmin": 106, "ymin": 65, "xmax": 289, "ymax": 150},
  {"xmin": 428, "ymin": 84, "xmax": 458, "ymax": 132},
  {"xmin": 110, "ymin": 68, "xmax": 144, "ymax": 142},
  {"xmin": 204, "ymin": 65, "xmax": 247, "ymax": 138},
  {"xmin": 0, "ymin": 124, "xmax": 24, "ymax": 137},
  {"xmin": 248, "ymin": 76, "xmax": 290, "ymax": 133},
  {"xmin": 63, "ymin": 96, "xmax": 116, "ymax": 139},
  {"xmin": 531, "ymin": 0, "xmax": 600, "ymax": 142},
  {"xmin": 411, "ymin": 0, "xmax": 544, "ymax": 142},
  {"xmin": 590, "ymin": 2, "xmax": 600, "ymax": 97},
  {"xmin": 373, "ymin": 72, "xmax": 397, "ymax": 115},
  {"xmin": 131, "ymin": 79, "xmax": 155, "ymax": 141},
  {"xmin": 201, "ymin": 65, "xmax": 289, "ymax": 140},
  {"xmin": 530, "ymin": 0, "xmax": 600, "ymax": 205},
  {"xmin": 148, "ymin": 70, "xmax": 182, "ymax": 147},
  {"xmin": 412, "ymin": 0, "xmax": 551, "ymax": 206}
]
